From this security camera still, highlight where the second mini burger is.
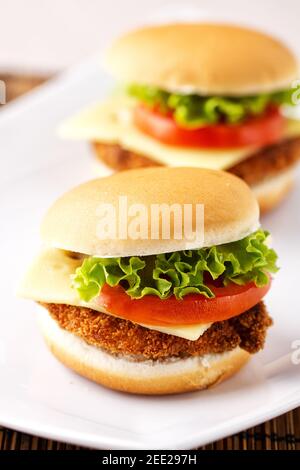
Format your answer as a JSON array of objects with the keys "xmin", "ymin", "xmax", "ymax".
[{"xmin": 60, "ymin": 23, "xmax": 300, "ymax": 212}]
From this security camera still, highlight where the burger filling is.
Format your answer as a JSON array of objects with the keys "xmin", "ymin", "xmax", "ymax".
[
  {"xmin": 43, "ymin": 301, "xmax": 272, "ymax": 361},
  {"xmin": 128, "ymin": 83, "xmax": 299, "ymax": 149},
  {"xmin": 35, "ymin": 228, "xmax": 276, "ymax": 360},
  {"xmin": 92, "ymin": 136, "xmax": 300, "ymax": 186},
  {"xmin": 60, "ymin": 87, "xmax": 300, "ymax": 187},
  {"xmin": 21, "ymin": 229, "xmax": 277, "ymax": 361},
  {"xmin": 128, "ymin": 84, "xmax": 295, "ymax": 128},
  {"xmin": 72, "ymin": 229, "xmax": 277, "ymax": 304}
]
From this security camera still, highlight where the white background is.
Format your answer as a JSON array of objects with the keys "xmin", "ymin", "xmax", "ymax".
[{"xmin": 0, "ymin": 0, "xmax": 300, "ymax": 72}]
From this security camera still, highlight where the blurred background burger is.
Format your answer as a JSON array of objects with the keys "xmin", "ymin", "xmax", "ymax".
[{"xmin": 60, "ymin": 22, "xmax": 300, "ymax": 213}]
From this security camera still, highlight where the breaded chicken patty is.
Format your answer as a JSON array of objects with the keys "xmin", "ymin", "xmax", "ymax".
[
  {"xmin": 92, "ymin": 136, "xmax": 300, "ymax": 185},
  {"xmin": 41, "ymin": 301, "xmax": 272, "ymax": 361}
]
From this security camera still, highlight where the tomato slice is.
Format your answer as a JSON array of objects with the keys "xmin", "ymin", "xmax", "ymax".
[
  {"xmin": 96, "ymin": 280, "xmax": 271, "ymax": 326},
  {"xmin": 133, "ymin": 105, "xmax": 284, "ymax": 148}
]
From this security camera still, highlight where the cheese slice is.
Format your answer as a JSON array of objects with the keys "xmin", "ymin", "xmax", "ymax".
[
  {"xmin": 59, "ymin": 95, "xmax": 300, "ymax": 170},
  {"xmin": 18, "ymin": 248, "xmax": 211, "ymax": 341}
]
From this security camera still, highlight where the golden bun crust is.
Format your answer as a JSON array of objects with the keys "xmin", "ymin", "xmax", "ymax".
[
  {"xmin": 252, "ymin": 169, "xmax": 294, "ymax": 213},
  {"xmin": 38, "ymin": 308, "xmax": 250, "ymax": 395},
  {"xmin": 105, "ymin": 23, "xmax": 298, "ymax": 95},
  {"xmin": 41, "ymin": 167, "xmax": 259, "ymax": 257}
]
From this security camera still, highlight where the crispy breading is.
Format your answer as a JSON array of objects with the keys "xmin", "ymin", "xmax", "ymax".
[
  {"xmin": 92, "ymin": 137, "xmax": 300, "ymax": 185},
  {"xmin": 41, "ymin": 302, "xmax": 272, "ymax": 360},
  {"xmin": 229, "ymin": 137, "xmax": 300, "ymax": 185},
  {"xmin": 92, "ymin": 141, "xmax": 161, "ymax": 170}
]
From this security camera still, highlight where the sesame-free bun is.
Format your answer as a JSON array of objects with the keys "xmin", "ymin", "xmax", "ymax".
[
  {"xmin": 105, "ymin": 23, "xmax": 298, "ymax": 95},
  {"xmin": 41, "ymin": 167, "xmax": 259, "ymax": 257},
  {"xmin": 38, "ymin": 307, "xmax": 250, "ymax": 395}
]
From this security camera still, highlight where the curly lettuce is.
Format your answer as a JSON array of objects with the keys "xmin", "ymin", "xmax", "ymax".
[
  {"xmin": 72, "ymin": 230, "xmax": 278, "ymax": 302},
  {"xmin": 127, "ymin": 84, "xmax": 298, "ymax": 128}
]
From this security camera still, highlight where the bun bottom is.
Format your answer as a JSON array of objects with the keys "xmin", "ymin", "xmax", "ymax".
[
  {"xmin": 252, "ymin": 169, "xmax": 294, "ymax": 213},
  {"xmin": 37, "ymin": 308, "xmax": 250, "ymax": 395}
]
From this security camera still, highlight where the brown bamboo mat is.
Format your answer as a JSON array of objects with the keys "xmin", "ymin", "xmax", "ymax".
[
  {"xmin": 0, "ymin": 73, "xmax": 299, "ymax": 451},
  {"xmin": 0, "ymin": 72, "xmax": 50, "ymax": 102}
]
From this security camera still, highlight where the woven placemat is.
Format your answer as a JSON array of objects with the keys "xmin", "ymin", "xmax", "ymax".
[
  {"xmin": 0, "ymin": 72, "xmax": 50, "ymax": 102},
  {"xmin": 1, "ymin": 73, "xmax": 299, "ymax": 451}
]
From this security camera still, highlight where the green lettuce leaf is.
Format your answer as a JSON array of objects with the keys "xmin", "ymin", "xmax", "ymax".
[
  {"xmin": 127, "ymin": 84, "xmax": 298, "ymax": 127},
  {"xmin": 72, "ymin": 230, "xmax": 278, "ymax": 302}
]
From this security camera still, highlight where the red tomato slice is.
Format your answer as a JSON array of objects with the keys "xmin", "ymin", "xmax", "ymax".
[
  {"xmin": 96, "ymin": 280, "xmax": 271, "ymax": 326},
  {"xmin": 133, "ymin": 105, "xmax": 284, "ymax": 148}
]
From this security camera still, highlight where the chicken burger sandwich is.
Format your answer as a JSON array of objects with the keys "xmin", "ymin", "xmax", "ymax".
[
  {"xmin": 60, "ymin": 23, "xmax": 300, "ymax": 212},
  {"xmin": 19, "ymin": 167, "xmax": 278, "ymax": 394}
]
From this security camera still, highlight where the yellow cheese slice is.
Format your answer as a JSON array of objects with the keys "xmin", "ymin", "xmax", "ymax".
[
  {"xmin": 18, "ymin": 248, "xmax": 211, "ymax": 341},
  {"xmin": 59, "ymin": 96, "xmax": 300, "ymax": 170}
]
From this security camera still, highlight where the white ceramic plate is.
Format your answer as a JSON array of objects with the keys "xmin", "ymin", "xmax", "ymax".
[{"xmin": 0, "ymin": 57, "xmax": 300, "ymax": 450}]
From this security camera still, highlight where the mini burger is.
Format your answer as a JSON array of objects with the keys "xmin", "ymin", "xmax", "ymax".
[
  {"xmin": 19, "ymin": 167, "xmax": 278, "ymax": 395},
  {"xmin": 60, "ymin": 23, "xmax": 300, "ymax": 212}
]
